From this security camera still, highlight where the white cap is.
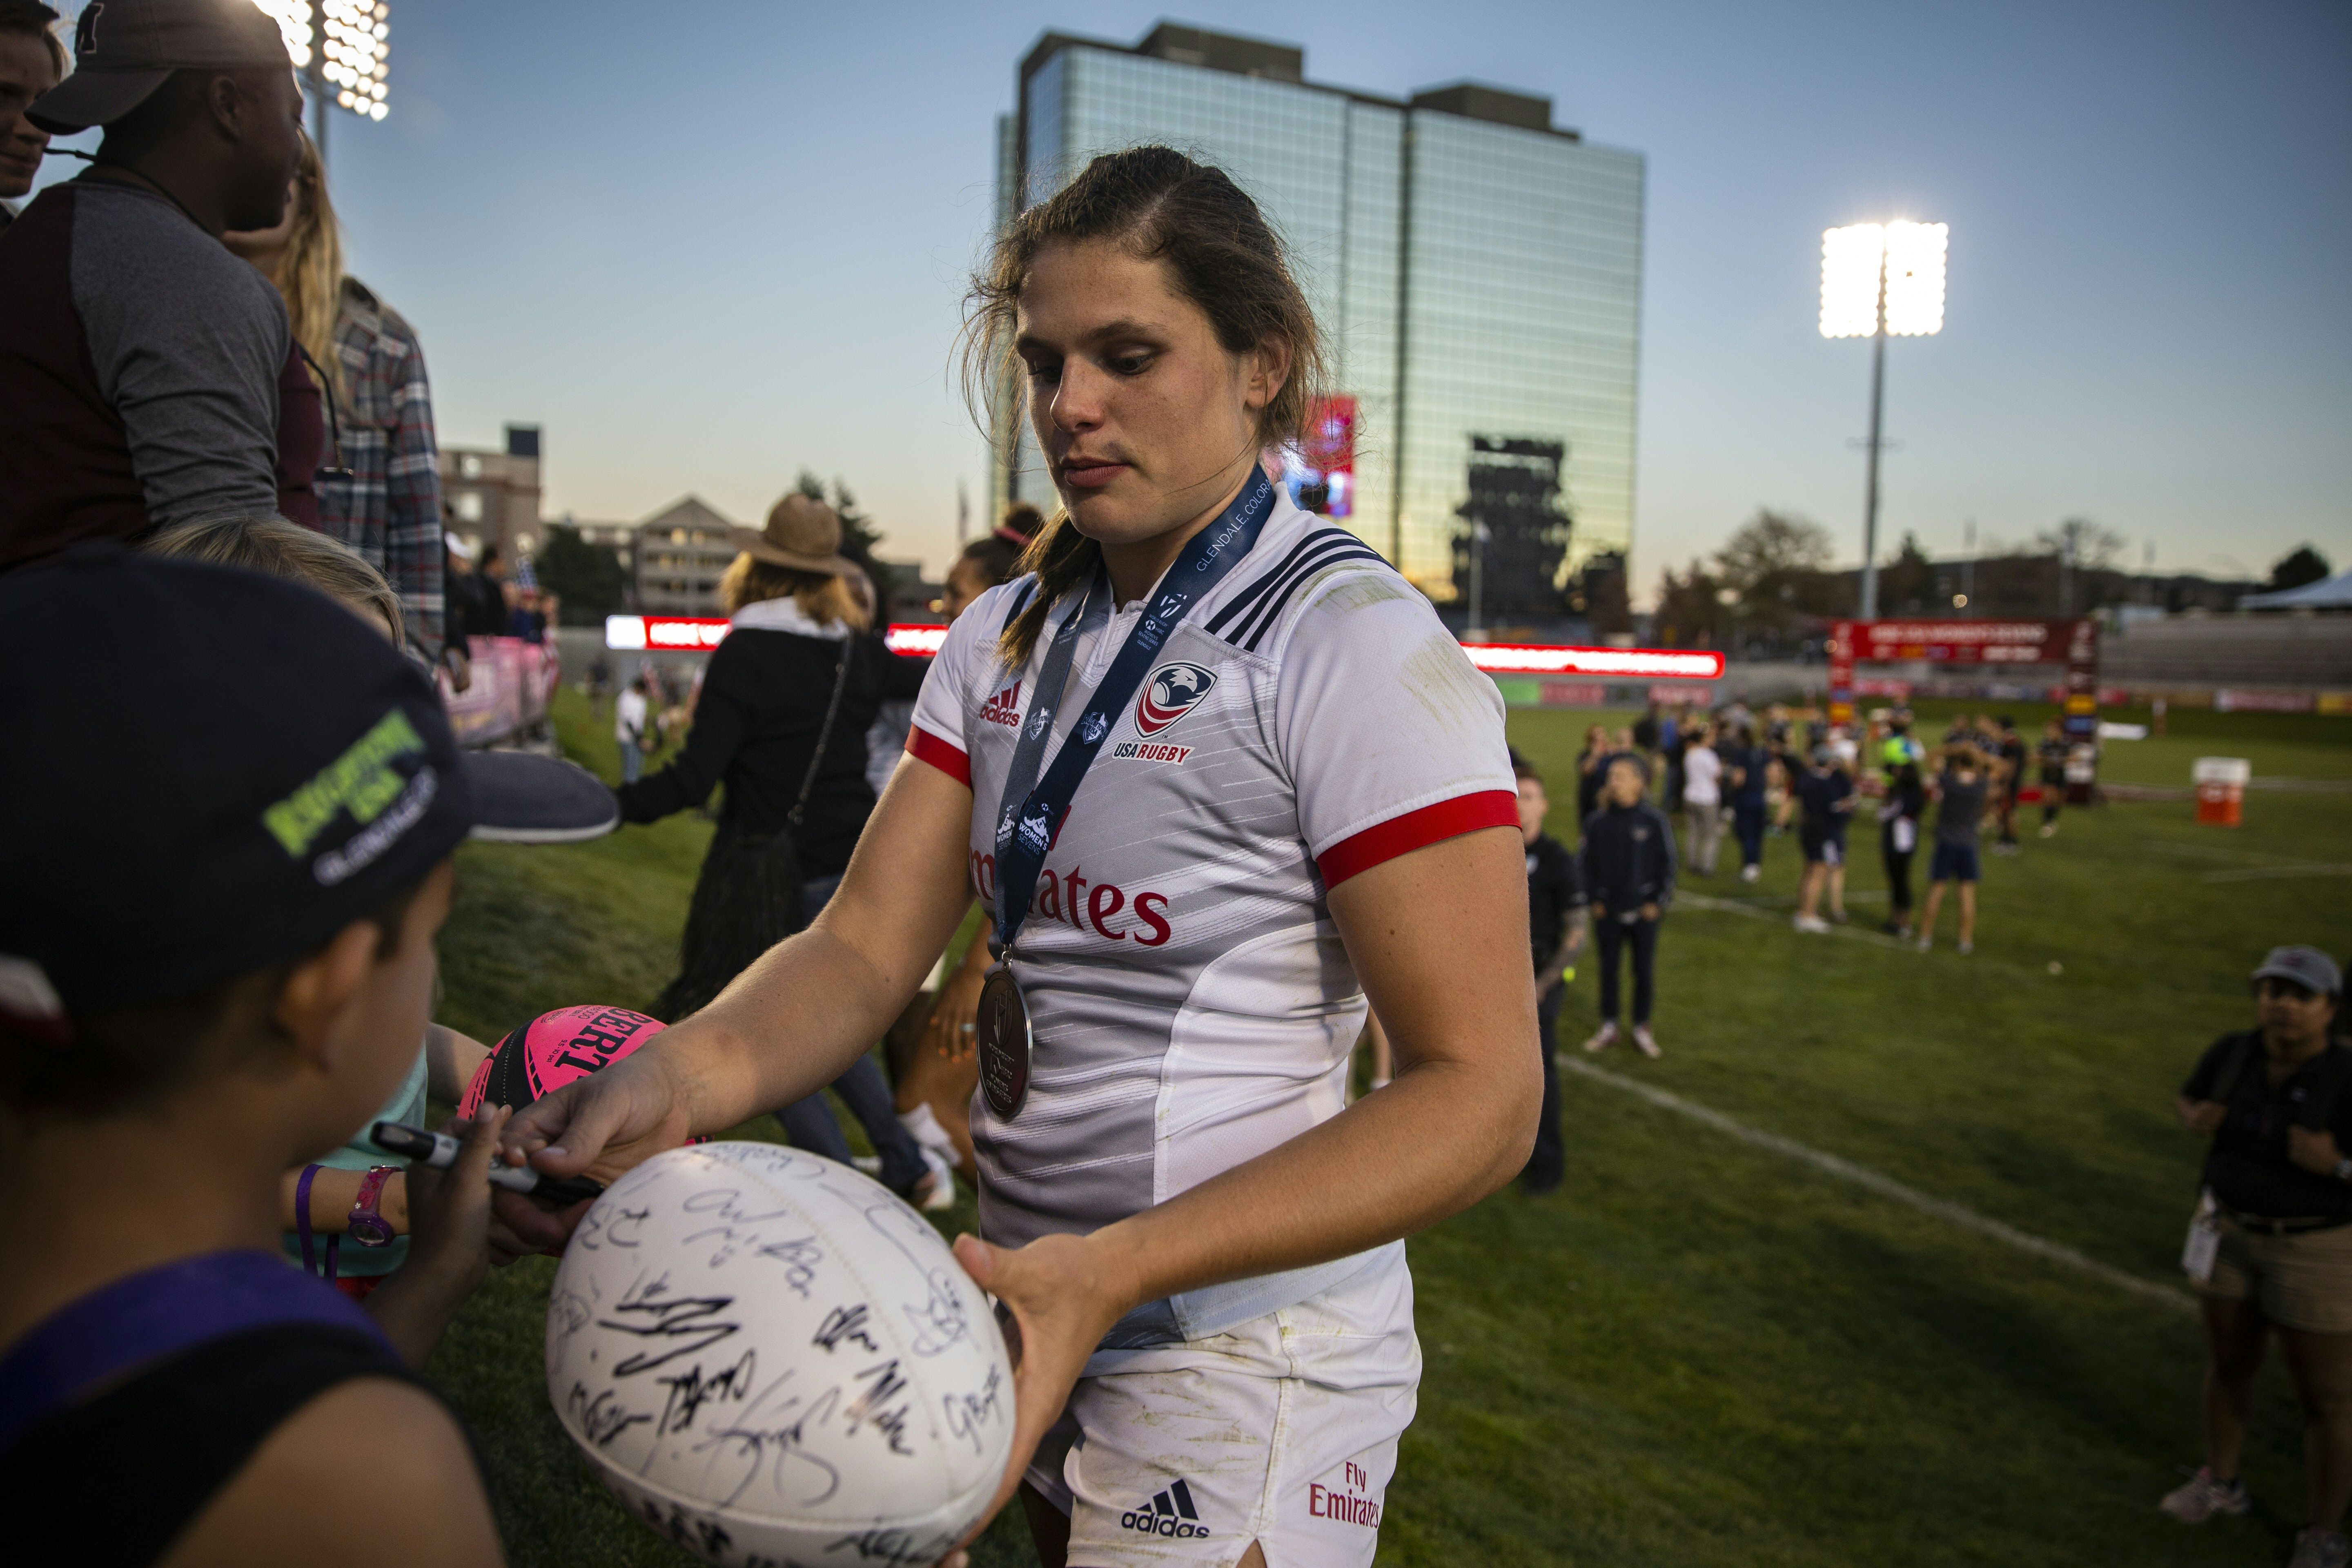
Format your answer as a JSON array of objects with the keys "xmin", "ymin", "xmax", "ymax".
[{"xmin": 445, "ymin": 531, "xmax": 479, "ymax": 563}]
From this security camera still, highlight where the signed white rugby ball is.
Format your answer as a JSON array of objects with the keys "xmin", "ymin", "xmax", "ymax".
[{"xmin": 546, "ymin": 1142, "xmax": 1013, "ymax": 1568}]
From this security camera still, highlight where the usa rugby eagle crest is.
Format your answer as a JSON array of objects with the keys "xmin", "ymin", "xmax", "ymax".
[{"xmin": 1134, "ymin": 662, "xmax": 1217, "ymax": 737}]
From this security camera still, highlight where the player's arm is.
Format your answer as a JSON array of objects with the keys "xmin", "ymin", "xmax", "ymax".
[
  {"xmin": 160, "ymin": 1379, "xmax": 503, "ymax": 1568},
  {"xmin": 492, "ymin": 757, "xmax": 976, "ymax": 1241}
]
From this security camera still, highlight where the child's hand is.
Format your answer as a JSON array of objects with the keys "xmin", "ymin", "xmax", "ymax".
[
  {"xmin": 403, "ymin": 1104, "xmax": 509, "ymax": 1297},
  {"xmin": 365, "ymin": 1104, "xmax": 511, "ymax": 1368}
]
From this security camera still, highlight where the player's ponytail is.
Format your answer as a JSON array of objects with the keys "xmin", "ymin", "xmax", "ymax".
[{"xmin": 963, "ymin": 145, "xmax": 1326, "ymax": 668}]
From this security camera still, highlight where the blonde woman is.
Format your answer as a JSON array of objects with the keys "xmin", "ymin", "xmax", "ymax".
[
  {"xmin": 615, "ymin": 493, "xmax": 940, "ymax": 1204},
  {"xmin": 224, "ymin": 132, "xmax": 456, "ymax": 683}
]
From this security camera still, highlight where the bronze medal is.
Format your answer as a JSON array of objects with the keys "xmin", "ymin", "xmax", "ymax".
[{"xmin": 975, "ymin": 960, "xmax": 1033, "ymax": 1120}]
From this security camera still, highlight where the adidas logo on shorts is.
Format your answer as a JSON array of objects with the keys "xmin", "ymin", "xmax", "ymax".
[{"xmin": 1121, "ymin": 1477, "xmax": 1212, "ymax": 1538}]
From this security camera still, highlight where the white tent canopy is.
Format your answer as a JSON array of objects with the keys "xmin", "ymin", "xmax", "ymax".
[{"xmin": 2241, "ymin": 571, "xmax": 2352, "ymax": 610}]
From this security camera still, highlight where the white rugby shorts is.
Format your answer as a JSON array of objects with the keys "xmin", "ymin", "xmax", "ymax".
[{"xmin": 1026, "ymin": 1259, "xmax": 1419, "ymax": 1567}]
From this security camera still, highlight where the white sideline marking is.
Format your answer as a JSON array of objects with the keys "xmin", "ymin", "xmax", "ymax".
[
  {"xmin": 1677, "ymin": 891, "xmax": 1913, "ymax": 949},
  {"xmin": 1557, "ymin": 1055, "xmax": 2197, "ymax": 1315},
  {"xmin": 2201, "ymin": 864, "xmax": 2352, "ymax": 883}
]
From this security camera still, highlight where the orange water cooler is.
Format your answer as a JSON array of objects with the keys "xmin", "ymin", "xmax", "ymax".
[{"xmin": 2192, "ymin": 757, "xmax": 2250, "ymax": 827}]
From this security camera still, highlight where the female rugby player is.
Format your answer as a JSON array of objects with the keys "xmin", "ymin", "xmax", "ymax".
[{"xmin": 493, "ymin": 147, "xmax": 1537, "ymax": 1568}]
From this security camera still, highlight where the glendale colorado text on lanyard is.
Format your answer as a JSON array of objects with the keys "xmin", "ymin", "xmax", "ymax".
[{"xmin": 972, "ymin": 468, "xmax": 1276, "ymax": 1120}]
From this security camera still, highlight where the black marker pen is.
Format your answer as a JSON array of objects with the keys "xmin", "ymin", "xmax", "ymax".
[{"xmin": 371, "ymin": 1121, "xmax": 606, "ymax": 1209}]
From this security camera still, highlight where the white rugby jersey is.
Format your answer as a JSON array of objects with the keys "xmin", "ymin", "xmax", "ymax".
[{"xmin": 905, "ymin": 492, "xmax": 1514, "ymax": 1344}]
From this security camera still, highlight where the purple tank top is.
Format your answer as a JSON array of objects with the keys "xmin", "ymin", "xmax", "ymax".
[{"xmin": 0, "ymin": 1249, "xmax": 387, "ymax": 1456}]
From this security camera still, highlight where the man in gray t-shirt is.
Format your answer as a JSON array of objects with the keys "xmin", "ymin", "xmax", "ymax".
[
  {"xmin": 0, "ymin": 0, "xmax": 308, "ymax": 570},
  {"xmin": 1918, "ymin": 746, "xmax": 1989, "ymax": 955}
]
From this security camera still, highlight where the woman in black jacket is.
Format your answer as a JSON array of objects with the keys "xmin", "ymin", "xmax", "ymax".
[{"xmin": 617, "ymin": 493, "xmax": 935, "ymax": 1199}]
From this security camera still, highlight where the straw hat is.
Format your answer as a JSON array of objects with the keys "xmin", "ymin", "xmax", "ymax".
[{"xmin": 731, "ymin": 494, "xmax": 856, "ymax": 576}]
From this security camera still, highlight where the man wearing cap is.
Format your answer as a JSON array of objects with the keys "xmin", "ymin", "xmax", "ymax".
[
  {"xmin": 0, "ymin": 2, "xmax": 64, "ymax": 230},
  {"xmin": 2165, "ymin": 946, "xmax": 2352, "ymax": 1568},
  {"xmin": 0, "ymin": 0, "xmax": 320, "ymax": 571}
]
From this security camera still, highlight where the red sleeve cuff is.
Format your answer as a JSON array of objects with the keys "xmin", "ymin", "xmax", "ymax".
[
  {"xmin": 905, "ymin": 726, "xmax": 971, "ymax": 787},
  {"xmin": 1315, "ymin": 790, "xmax": 1519, "ymax": 889}
]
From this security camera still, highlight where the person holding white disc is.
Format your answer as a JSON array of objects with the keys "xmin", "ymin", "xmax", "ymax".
[{"xmin": 491, "ymin": 146, "xmax": 1537, "ymax": 1568}]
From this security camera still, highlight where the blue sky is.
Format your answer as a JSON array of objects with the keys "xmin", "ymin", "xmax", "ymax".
[{"xmin": 39, "ymin": 1, "xmax": 2352, "ymax": 595}]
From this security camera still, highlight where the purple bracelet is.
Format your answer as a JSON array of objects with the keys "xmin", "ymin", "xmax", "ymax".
[{"xmin": 293, "ymin": 1165, "xmax": 339, "ymax": 1283}]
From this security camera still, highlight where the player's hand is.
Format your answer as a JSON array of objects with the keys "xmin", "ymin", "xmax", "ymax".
[
  {"xmin": 935, "ymin": 1230, "xmax": 1137, "ymax": 1564},
  {"xmin": 2290, "ymin": 1125, "xmax": 2343, "ymax": 1175},
  {"xmin": 924, "ymin": 959, "xmax": 988, "ymax": 1065},
  {"xmin": 1639, "ymin": 902, "xmax": 1660, "ymax": 921},
  {"xmin": 2176, "ymin": 1096, "xmax": 2227, "ymax": 1137},
  {"xmin": 1591, "ymin": 903, "xmax": 1607, "ymax": 922},
  {"xmin": 488, "ymin": 1046, "xmax": 695, "ymax": 1260}
]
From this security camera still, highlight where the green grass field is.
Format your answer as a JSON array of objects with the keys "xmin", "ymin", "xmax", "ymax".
[{"xmin": 426, "ymin": 686, "xmax": 2352, "ymax": 1566}]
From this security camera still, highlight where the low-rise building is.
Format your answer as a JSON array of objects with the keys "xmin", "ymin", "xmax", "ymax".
[{"xmin": 628, "ymin": 497, "xmax": 740, "ymax": 616}]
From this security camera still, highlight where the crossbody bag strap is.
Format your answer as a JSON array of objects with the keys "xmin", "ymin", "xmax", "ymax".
[{"xmin": 787, "ymin": 635, "xmax": 857, "ymax": 833}]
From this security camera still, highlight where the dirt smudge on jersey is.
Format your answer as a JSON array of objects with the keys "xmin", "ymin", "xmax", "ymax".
[{"xmin": 1398, "ymin": 634, "xmax": 1497, "ymax": 732}]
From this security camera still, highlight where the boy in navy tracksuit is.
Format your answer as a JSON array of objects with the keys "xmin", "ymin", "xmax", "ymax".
[
  {"xmin": 1577, "ymin": 755, "xmax": 1677, "ymax": 1059},
  {"xmin": 1515, "ymin": 753, "xmax": 1586, "ymax": 1194}
]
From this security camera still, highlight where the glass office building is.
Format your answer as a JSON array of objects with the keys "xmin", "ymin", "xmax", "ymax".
[{"xmin": 993, "ymin": 24, "xmax": 1644, "ymax": 596}]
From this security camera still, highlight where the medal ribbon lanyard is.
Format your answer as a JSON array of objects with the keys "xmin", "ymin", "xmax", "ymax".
[{"xmin": 990, "ymin": 468, "xmax": 1276, "ymax": 958}]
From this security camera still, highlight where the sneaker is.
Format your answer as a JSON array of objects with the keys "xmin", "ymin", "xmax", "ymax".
[
  {"xmin": 1793, "ymin": 914, "xmax": 1832, "ymax": 934},
  {"xmin": 1582, "ymin": 1022, "xmax": 1619, "ymax": 1054},
  {"xmin": 1830, "ymin": 909, "xmax": 1849, "ymax": 924},
  {"xmin": 1957, "ymin": 940, "xmax": 1973, "ymax": 956},
  {"xmin": 915, "ymin": 1145, "xmax": 958, "ymax": 1211},
  {"xmin": 1917, "ymin": 935, "xmax": 1933, "ymax": 953},
  {"xmin": 1631, "ymin": 1025, "xmax": 1662, "ymax": 1059},
  {"xmin": 2290, "ymin": 1527, "xmax": 2350, "ymax": 1568},
  {"xmin": 2157, "ymin": 1467, "xmax": 2249, "ymax": 1523},
  {"xmin": 1740, "ymin": 864, "xmax": 1761, "ymax": 884}
]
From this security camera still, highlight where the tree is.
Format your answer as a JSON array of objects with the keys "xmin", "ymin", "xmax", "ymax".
[
  {"xmin": 1878, "ymin": 531, "xmax": 1934, "ymax": 615},
  {"xmin": 1653, "ymin": 557, "xmax": 1727, "ymax": 646},
  {"xmin": 534, "ymin": 524, "xmax": 629, "ymax": 625},
  {"xmin": 1715, "ymin": 509, "xmax": 1835, "ymax": 633},
  {"xmin": 1716, "ymin": 510, "xmax": 1833, "ymax": 592},
  {"xmin": 2036, "ymin": 517, "xmax": 2126, "ymax": 615},
  {"xmin": 2268, "ymin": 544, "xmax": 2333, "ymax": 592},
  {"xmin": 2033, "ymin": 517, "xmax": 2126, "ymax": 572}
]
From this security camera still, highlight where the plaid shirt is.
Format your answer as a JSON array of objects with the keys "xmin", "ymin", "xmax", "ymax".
[{"xmin": 318, "ymin": 277, "xmax": 447, "ymax": 659}]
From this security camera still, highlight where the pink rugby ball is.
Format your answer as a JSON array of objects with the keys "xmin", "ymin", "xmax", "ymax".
[{"xmin": 460, "ymin": 1004, "xmax": 675, "ymax": 1119}]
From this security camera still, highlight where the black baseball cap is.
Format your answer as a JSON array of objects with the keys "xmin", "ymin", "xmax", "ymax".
[
  {"xmin": 28, "ymin": 0, "xmax": 293, "ymax": 135},
  {"xmin": 0, "ymin": 547, "xmax": 473, "ymax": 1024}
]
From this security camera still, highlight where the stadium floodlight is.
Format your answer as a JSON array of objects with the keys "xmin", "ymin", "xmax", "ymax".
[
  {"xmin": 250, "ymin": 0, "xmax": 391, "ymax": 162},
  {"xmin": 1819, "ymin": 218, "xmax": 1948, "ymax": 618},
  {"xmin": 1882, "ymin": 220, "xmax": 1947, "ymax": 337}
]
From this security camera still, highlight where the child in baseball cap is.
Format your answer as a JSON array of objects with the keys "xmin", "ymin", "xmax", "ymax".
[
  {"xmin": 143, "ymin": 513, "xmax": 619, "ymax": 1310},
  {"xmin": 0, "ymin": 546, "xmax": 506, "ymax": 1564}
]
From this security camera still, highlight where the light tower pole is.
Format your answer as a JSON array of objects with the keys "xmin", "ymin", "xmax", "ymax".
[
  {"xmin": 1860, "ymin": 256, "xmax": 1886, "ymax": 619},
  {"xmin": 1822, "ymin": 220, "xmax": 1947, "ymax": 621}
]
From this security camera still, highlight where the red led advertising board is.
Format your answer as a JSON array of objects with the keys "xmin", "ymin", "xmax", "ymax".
[
  {"xmin": 606, "ymin": 617, "xmax": 949, "ymax": 657},
  {"xmin": 1829, "ymin": 618, "xmax": 2100, "ymax": 735}
]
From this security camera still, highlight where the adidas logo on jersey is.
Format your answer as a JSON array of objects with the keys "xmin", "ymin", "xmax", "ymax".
[
  {"xmin": 1121, "ymin": 1477, "xmax": 1211, "ymax": 1538},
  {"xmin": 979, "ymin": 683, "xmax": 1022, "ymax": 728}
]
